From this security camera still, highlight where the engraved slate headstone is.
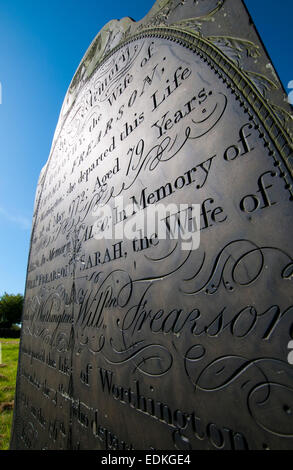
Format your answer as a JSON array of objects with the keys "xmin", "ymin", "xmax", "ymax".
[{"xmin": 11, "ymin": 0, "xmax": 293, "ymax": 450}]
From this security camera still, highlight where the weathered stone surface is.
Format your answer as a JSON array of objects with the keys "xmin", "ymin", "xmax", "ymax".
[{"xmin": 11, "ymin": 0, "xmax": 293, "ymax": 450}]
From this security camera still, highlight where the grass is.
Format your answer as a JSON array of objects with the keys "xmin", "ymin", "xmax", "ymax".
[{"xmin": 0, "ymin": 339, "xmax": 20, "ymax": 450}]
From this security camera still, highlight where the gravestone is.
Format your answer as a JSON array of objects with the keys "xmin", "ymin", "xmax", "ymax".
[{"xmin": 11, "ymin": 0, "xmax": 293, "ymax": 450}]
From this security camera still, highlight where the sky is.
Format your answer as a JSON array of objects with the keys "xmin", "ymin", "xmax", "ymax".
[{"xmin": 0, "ymin": 0, "xmax": 292, "ymax": 297}]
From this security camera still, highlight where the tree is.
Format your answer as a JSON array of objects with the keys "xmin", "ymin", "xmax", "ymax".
[{"xmin": 0, "ymin": 293, "xmax": 24, "ymax": 328}]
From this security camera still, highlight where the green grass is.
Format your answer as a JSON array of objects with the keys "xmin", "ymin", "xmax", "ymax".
[{"xmin": 0, "ymin": 339, "xmax": 20, "ymax": 450}]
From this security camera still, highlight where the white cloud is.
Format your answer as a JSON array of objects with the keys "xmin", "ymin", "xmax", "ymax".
[{"xmin": 0, "ymin": 206, "xmax": 31, "ymax": 230}]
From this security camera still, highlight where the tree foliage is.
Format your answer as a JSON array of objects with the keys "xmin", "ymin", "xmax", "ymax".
[{"xmin": 0, "ymin": 293, "xmax": 24, "ymax": 328}]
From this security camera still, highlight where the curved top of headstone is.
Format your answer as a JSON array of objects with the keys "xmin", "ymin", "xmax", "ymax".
[{"xmin": 48, "ymin": 0, "xmax": 292, "ymax": 172}]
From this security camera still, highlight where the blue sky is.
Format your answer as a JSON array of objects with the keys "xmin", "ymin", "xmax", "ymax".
[{"xmin": 0, "ymin": 0, "xmax": 292, "ymax": 296}]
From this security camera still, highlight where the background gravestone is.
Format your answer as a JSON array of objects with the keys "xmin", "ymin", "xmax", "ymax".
[{"xmin": 11, "ymin": 0, "xmax": 293, "ymax": 450}]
